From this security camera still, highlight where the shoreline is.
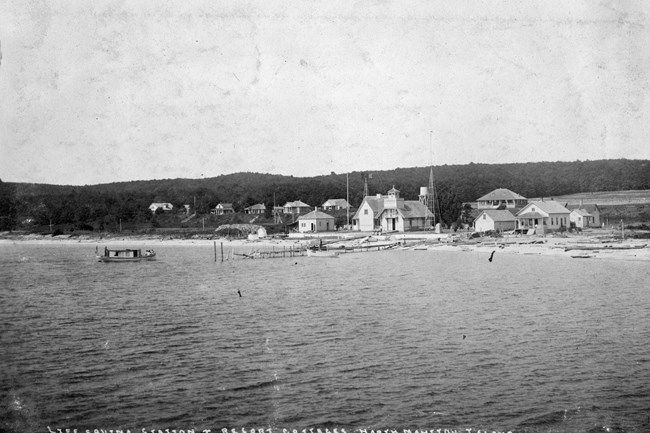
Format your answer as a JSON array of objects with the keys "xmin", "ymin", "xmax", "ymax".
[{"xmin": 1, "ymin": 230, "xmax": 649, "ymax": 261}]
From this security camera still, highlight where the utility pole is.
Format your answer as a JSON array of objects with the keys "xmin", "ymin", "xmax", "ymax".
[
  {"xmin": 427, "ymin": 130, "xmax": 437, "ymax": 228},
  {"xmin": 346, "ymin": 173, "xmax": 350, "ymax": 229},
  {"xmin": 621, "ymin": 219, "xmax": 624, "ymax": 239}
]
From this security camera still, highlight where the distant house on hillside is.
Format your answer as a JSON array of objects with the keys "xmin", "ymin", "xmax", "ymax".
[
  {"xmin": 321, "ymin": 199, "xmax": 350, "ymax": 211},
  {"xmin": 474, "ymin": 209, "xmax": 517, "ymax": 233},
  {"xmin": 244, "ymin": 203, "xmax": 266, "ymax": 215},
  {"xmin": 352, "ymin": 187, "xmax": 433, "ymax": 232},
  {"xmin": 565, "ymin": 203, "xmax": 601, "ymax": 227},
  {"xmin": 477, "ymin": 188, "xmax": 528, "ymax": 209},
  {"xmin": 297, "ymin": 210, "xmax": 335, "ymax": 233},
  {"xmin": 516, "ymin": 200, "xmax": 570, "ymax": 233},
  {"xmin": 283, "ymin": 200, "xmax": 311, "ymax": 216},
  {"xmin": 149, "ymin": 202, "xmax": 173, "ymax": 213},
  {"xmin": 211, "ymin": 203, "xmax": 235, "ymax": 215}
]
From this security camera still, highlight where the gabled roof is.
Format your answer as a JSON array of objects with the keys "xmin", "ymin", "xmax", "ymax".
[
  {"xmin": 245, "ymin": 203, "xmax": 266, "ymax": 210},
  {"xmin": 478, "ymin": 209, "xmax": 517, "ymax": 222},
  {"xmin": 477, "ymin": 188, "xmax": 527, "ymax": 202},
  {"xmin": 566, "ymin": 203, "xmax": 600, "ymax": 213},
  {"xmin": 530, "ymin": 200, "xmax": 570, "ymax": 214},
  {"xmin": 297, "ymin": 210, "xmax": 335, "ymax": 220},
  {"xmin": 397, "ymin": 201, "xmax": 433, "ymax": 219},
  {"xmin": 516, "ymin": 211, "xmax": 545, "ymax": 219},
  {"xmin": 571, "ymin": 209, "xmax": 592, "ymax": 217},
  {"xmin": 517, "ymin": 200, "xmax": 571, "ymax": 218},
  {"xmin": 352, "ymin": 196, "xmax": 384, "ymax": 220},
  {"xmin": 322, "ymin": 198, "xmax": 349, "ymax": 207},
  {"xmin": 284, "ymin": 200, "xmax": 311, "ymax": 208},
  {"xmin": 216, "ymin": 203, "xmax": 233, "ymax": 208}
]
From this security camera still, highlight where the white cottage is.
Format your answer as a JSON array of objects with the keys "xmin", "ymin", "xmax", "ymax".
[
  {"xmin": 149, "ymin": 202, "xmax": 173, "ymax": 212},
  {"xmin": 516, "ymin": 200, "xmax": 571, "ymax": 232},
  {"xmin": 321, "ymin": 199, "xmax": 350, "ymax": 211},
  {"xmin": 474, "ymin": 209, "xmax": 517, "ymax": 233},
  {"xmin": 476, "ymin": 188, "xmax": 528, "ymax": 209},
  {"xmin": 566, "ymin": 203, "xmax": 601, "ymax": 227},
  {"xmin": 297, "ymin": 210, "xmax": 335, "ymax": 233},
  {"xmin": 211, "ymin": 203, "xmax": 235, "ymax": 215},
  {"xmin": 569, "ymin": 209, "xmax": 593, "ymax": 228},
  {"xmin": 245, "ymin": 203, "xmax": 266, "ymax": 214}
]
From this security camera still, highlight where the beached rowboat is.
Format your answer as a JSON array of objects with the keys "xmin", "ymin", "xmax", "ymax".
[
  {"xmin": 564, "ymin": 244, "xmax": 646, "ymax": 252},
  {"xmin": 306, "ymin": 249, "xmax": 339, "ymax": 258}
]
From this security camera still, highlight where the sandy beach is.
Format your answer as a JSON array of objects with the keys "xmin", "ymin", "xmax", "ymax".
[{"xmin": 1, "ymin": 229, "xmax": 649, "ymax": 261}]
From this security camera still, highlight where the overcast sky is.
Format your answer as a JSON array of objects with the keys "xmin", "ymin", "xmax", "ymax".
[{"xmin": 1, "ymin": 1, "xmax": 649, "ymax": 185}]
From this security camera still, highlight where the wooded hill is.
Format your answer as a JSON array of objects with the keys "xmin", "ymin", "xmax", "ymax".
[{"xmin": 1, "ymin": 159, "xmax": 649, "ymax": 231}]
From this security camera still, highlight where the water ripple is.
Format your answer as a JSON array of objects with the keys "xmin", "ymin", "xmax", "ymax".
[{"xmin": 1, "ymin": 245, "xmax": 649, "ymax": 432}]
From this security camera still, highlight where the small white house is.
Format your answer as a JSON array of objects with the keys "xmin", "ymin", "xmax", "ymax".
[
  {"xmin": 244, "ymin": 203, "xmax": 266, "ymax": 214},
  {"xmin": 297, "ymin": 210, "xmax": 335, "ymax": 233},
  {"xmin": 321, "ymin": 199, "xmax": 350, "ymax": 211},
  {"xmin": 569, "ymin": 209, "xmax": 593, "ymax": 228},
  {"xmin": 247, "ymin": 226, "xmax": 268, "ymax": 240},
  {"xmin": 283, "ymin": 200, "xmax": 312, "ymax": 215},
  {"xmin": 476, "ymin": 188, "xmax": 528, "ymax": 209},
  {"xmin": 566, "ymin": 203, "xmax": 601, "ymax": 227},
  {"xmin": 474, "ymin": 210, "xmax": 517, "ymax": 233},
  {"xmin": 211, "ymin": 203, "xmax": 235, "ymax": 215},
  {"xmin": 516, "ymin": 200, "xmax": 571, "ymax": 232},
  {"xmin": 149, "ymin": 203, "xmax": 173, "ymax": 212}
]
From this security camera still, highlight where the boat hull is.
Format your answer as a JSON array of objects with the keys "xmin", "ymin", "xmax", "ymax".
[
  {"xmin": 96, "ymin": 254, "xmax": 156, "ymax": 263},
  {"xmin": 307, "ymin": 250, "xmax": 339, "ymax": 258}
]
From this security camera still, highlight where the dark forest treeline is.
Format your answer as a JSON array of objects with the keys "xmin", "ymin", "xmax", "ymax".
[{"xmin": 1, "ymin": 159, "xmax": 649, "ymax": 231}]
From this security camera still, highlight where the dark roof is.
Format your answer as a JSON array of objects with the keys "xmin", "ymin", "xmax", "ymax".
[
  {"xmin": 478, "ymin": 209, "xmax": 517, "ymax": 222},
  {"xmin": 298, "ymin": 210, "xmax": 335, "ymax": 220},
  {"xmin": 565, "ymin": 203, "xmax": 600, "ymax": 213},
  {"xmin": 571, "ymin": 209, "xmax": 592, "ymax": 217},
  {"xmin": 477, "ymin": 188, "xmax": 527, "ymax": 202},
  {"xmin": 284, "ymin": 200, "xmax": 311, "ymax": 208},
  {"xmin": 398, "ymin": 201, "xmax": 433, "ymax": 219},
  {"xmin": 517, "ymin": 211, "xmax": 545, "ymax": 219}
]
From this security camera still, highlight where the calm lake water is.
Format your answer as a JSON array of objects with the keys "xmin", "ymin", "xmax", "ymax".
[{"xmin": 1, "ymin": 243, "xmax": 649, "ymax": 433}]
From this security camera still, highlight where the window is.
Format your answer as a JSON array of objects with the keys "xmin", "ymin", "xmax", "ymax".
[
  {"xmin": 483, "ymin": 214, "xmax": 486, "ymax": 219},
  {"xmin": 364, "ymin": 209, "xmax": 368, "ymax": 215}
]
